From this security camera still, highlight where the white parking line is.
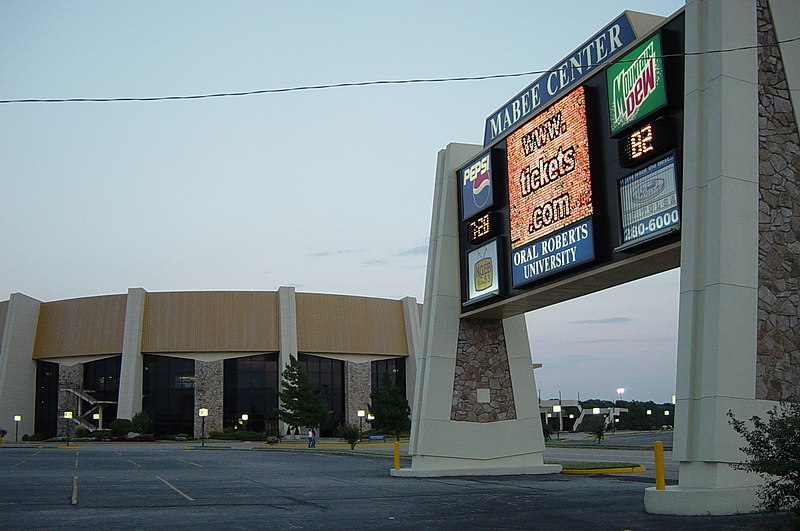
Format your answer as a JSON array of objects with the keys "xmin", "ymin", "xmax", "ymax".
[
  {"xmin": 71, "ymin": 475, "xmax": 78, "ymax": 506},
  {"xmin": 178, "ymin": 459, "xmax": 203, "ymax": 468},
  {"xmin": 155, "ymin": 475, "xmax": 195, "ymax": 501}
]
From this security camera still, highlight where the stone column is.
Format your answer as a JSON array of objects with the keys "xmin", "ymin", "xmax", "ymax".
[
  {"xmin": 344, "ymin": 361, "xmax": 372, "ymax": 427},
  {"xmin": 58, "ymin": 363, "xmax": 83, "ymax": 438},
  {"xmin": 194, "ymin": 360, "xmax": 224, "ymax": 438}
]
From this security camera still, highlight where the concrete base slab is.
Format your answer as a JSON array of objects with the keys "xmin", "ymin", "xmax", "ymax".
[
  {"xmin": 391, "ymin": 463, "xmax": 562, "ymax": 478},
  {"xmin": 644, "ymin": 485, "xmax": 761, "ymax": 515}
]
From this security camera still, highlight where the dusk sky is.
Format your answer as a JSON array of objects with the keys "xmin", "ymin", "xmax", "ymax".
[{"xmin": 1, "ymin": 1, "xmax": 685, "ymax": 402}]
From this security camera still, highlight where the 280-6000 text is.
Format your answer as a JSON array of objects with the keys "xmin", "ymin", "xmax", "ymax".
[{"xmin": 623, "ymin": 209, "xmax": 679, "ymax": 242}]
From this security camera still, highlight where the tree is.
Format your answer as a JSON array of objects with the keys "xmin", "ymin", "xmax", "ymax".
[
  {"xmin": 369, "ymin": 372, "xmax": 411, "ymax": 441},
  {"xmin": 131, "ymin": 411, "xmax": 150, "ymax": 434},
  {"xmin": 728, "ymin": 402, "xmax": 800, "ymax": 521},
  {"xmin": 276, "ymin": 355, "xmax": 329, "ymax": 434},
  {"xmin": 335, "ymin": 423, "xmax": 361, "ymax": 450}
]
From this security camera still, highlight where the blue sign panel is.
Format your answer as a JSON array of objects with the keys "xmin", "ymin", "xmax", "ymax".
[
  {"xmin": 511, "ymin": 219, "xmax": 594, "ymax": 287},
  {"xmin": 483, "ymin": 13, "xmax": 637, "ymax": 147},
  {"xmin": 459, "ymin": 151, "xmax": 493, "ymax": 220}
]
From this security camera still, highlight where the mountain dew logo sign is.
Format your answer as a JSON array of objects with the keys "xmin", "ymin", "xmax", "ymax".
[{"xmin": 607, "ymin": 34, "xmax": 667, "ymax": 135}]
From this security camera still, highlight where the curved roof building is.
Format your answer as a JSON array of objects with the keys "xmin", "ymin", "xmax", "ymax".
[{"xmin": 0, "ymin": 287, "xmax": 420, "ymax": 438}]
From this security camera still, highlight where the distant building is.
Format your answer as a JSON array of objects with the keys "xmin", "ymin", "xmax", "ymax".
[{"xmin": 0, "ymin": 288, "xmax": 420, "ymax": 438}]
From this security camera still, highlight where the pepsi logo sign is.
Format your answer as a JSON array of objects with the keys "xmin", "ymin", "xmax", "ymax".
[{"xmin": 460, "ymin": 152, "xmax": 493, "ymax": 220}]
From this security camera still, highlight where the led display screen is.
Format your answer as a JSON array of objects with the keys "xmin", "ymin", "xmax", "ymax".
[
  {"xmin": 465, "ymin": 239, "xmax": 500, "ymax": 304},
  {"xmin": 460, "ymin": 151, "xmax": 493, "ymax": 220},
  {"xmin": 607, "ymin": 34, "xmax": 667, "ymax": 136},
  {"xmin": 506, "ymin": 86, "xmax": 594, "ymax": 287},
  {"xmin": 617, "ymin": 154, "xmax": 679, "ymax": 248}
]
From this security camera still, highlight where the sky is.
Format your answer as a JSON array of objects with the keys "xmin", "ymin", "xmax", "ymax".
[{"xmin": 1, "ymin": 1, "xmax": 685, "ymax": 403}]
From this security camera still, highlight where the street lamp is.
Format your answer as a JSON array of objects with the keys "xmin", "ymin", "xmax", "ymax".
[
  {"xmin": 63, "ymin": 411, "xmax": 73, "ymax": 445},
  {"xmin": 13, "ymin": 415, "xmax": 21, "ymax": 442},
  {"xmin": 199, "ymin": 408, "xmax": 208, "ymax": 447},
  {"xmin": 552, "ymin": 405, "xmax": 562, "ymax": 439},
  {"xmin": 241, "ymin": 414, "xmax": 249, "ymax": 431},
  {"xmin": 357, "ymin": 409, "xmax": 366, "ymax": 441},
  {"xmin": 616, "ymin": 387, "xmax": 625, "ymax": 401}
]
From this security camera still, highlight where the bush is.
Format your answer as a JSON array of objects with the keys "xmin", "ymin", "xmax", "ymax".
[
  {"xmin": 109, "ymin": 418, "xmax": 133, "ymax": 438},
  {"xmin": 131, "ymin": 411, "xmax": 150, "ymax": 434},
  {"xmin": 0, "ymin": 428, "xmax": 7, "ymax": 439},
  {"xmin": 335, "ymin": 423, "xmax": 361, "ymax": 449},
  {"xmin": 208, "ymin": 430, "xmax": 224, "ymax": 438},
  {"xmin": 214, "ymin": 430, "xmax": 269, "ymax": 441},
  {"xmin": 91, "ymin": 430, "xmax": 111, "ymax": 441},
  {"xmin": 74, "ymin": 427, "xmax": 89, "ymax": 438},
  {"xmin": 729, "ymin": 402, "xmax": 800, "ymax": 521}
]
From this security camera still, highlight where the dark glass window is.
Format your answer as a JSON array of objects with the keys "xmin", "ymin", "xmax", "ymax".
[
  {"xmin": 142, "ymin": 355, "xmax": 195, "ymax": 436},
  {"xmin": 83, "ymin": 356, "xmax": 121, "ymax": 402},
  {"xmin": 299, "ymin": 354, "xmax": 344, "ymax": 437},
  {"xmin": 223, "ymin": 353, "xmax": 279, "ymax": 434},
  {"xmin": 371, "ymin": 358, "xmax": 406, "ymax": 397},
  {"xmin": 34, "ymin": 361, "xmax": 59, "ymax": 438}
]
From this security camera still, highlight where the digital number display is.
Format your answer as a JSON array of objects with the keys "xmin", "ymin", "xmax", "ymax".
[
  {"xmin": 618, "ymin": 117, "xmax": 669, "ymax": 167},
  {"xmin": 468, "ymin": 213, "xmax": 493, "ymax": 243}
]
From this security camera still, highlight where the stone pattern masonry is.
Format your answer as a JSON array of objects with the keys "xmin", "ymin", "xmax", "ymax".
[
  {"xmin": 194, "ymin": 360, "xmax": 224, "ymax": 437},
  {"xmin": 757, "ymin": 0, "xmax": 800, "ymax": 400},
  {"xmin": 451, "ymin": 319, "xmax": 517, "ymax": 422}
]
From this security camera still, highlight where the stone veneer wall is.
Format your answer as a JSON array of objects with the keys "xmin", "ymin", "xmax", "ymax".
[
  {"xmin": 451, "ymin": 319, "xmax": 516, "ymax": 422},
  {"xmin": 58, "ymin": 363, "xmax": 83, "ymax": 438},
  {"xmin": 344, "ymin": 360, "xmax": 372, "ymax": 426},
  {"xmin": 756, "ymin": 0, "xmax": 800, "ymax": 401},
  {"xmin": 194, "ymin": 360, "xmax": 224, "ymax": 438}
]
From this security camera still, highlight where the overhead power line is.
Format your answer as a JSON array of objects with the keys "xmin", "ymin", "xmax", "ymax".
[{"xmin": 1, "ymin": 37, "xmax": 797, "ymax": 105}]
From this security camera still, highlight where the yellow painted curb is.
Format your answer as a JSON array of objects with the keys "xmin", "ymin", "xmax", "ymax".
[
  {"xmin": 561, "ymin": 465, "xmax": 645, "ymax": 475},
  {"xmin": 56, "ymin": 445, "xmax": 84, "ymax": 449}
]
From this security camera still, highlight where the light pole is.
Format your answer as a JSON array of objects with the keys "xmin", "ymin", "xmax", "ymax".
[
  {"xmin": 615, "ymin": 387, "xmax": 625, "ymax": 431},
  {"xmin": 357, "ymin": 409, "xmax": 365, "ymax": 441},
  {"xmin": 64, "ymin": 411, "xmax": 73, "ymax": 445},
  {"xmin": 552, "ymin": 405, "xmax": 562, "ymax": 439},
  {"xmin": 241, "ymin": 414, "xmax": 248, "ymax": 432},
  {"xmin": 14, "ymin": 415, "xmax": 21, "ymax": 442},
  {"xmin": 199, "ymin": 408, "xmax": 208, "ymax": 447}
]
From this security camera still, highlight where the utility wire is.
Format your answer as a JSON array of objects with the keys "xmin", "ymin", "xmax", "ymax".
[{"xmin": 1, "ymin": 37, "xmax": 797, "ymax": 105}]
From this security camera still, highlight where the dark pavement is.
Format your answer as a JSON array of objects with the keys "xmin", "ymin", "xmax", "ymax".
[{"xmin": 0, "ymin": 443, "xmax": 788, "ymax": 530}]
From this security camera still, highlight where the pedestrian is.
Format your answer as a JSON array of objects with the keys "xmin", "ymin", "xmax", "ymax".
[{"xmin": 308, "ymin": 427, "xmax": 316, "ymax": 448}]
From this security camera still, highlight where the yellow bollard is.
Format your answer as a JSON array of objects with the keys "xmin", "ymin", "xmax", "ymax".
[
  {"xmin": 654, "ymin": 440, "xmax": 665, "ymax": 490},
  {"xmin": 393, "ymin": 441, "xmax": 400, "ymax": 470}
]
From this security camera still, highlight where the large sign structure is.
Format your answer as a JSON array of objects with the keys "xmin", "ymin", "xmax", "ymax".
[
  {"xmin": 400, "ymin": 0, "xmax": 800, "ymax": 518},
  {"xmin": 457, "ymin": 12, "xmax": 685, "ymax": 315}
]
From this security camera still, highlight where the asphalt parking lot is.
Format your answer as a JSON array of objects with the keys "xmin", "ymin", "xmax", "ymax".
[{"xmin": 0, "ymin": 443, "xmax": 787, "ymax": 530}]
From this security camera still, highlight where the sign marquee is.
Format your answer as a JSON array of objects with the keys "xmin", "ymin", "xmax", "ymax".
[{"xmin": 458, "ymin": 10, "xmax": 684, "ymax": 313}]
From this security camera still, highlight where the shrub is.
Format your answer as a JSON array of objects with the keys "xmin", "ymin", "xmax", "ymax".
[
  {"xmin": 208, "ymin": 430, "xmax": 224, "ymax": 438},
  {"xmin": 131, "ymin": 411, "xmax": 150, "ymax": 434},
  {"xmin": 0, "ymin": 428, "xmax": 7, "ymax": 439},
  {"xmin": 74, "ymin": 427, "xmax": 89, "ymax": 438},
  {"xmin": 109, "ymin": 418, "xmax": 133, "ymax": 438},
  {"xmin": 728, "ymin": 402, "xmax": 800, "ymax": 521},
  {"xmin": 92, "ymin": 430, "xmax": 111, "ymax": 441},
  {"xmin": 335, "ymin": 423, "xmax": 361, "ymax": 449}
]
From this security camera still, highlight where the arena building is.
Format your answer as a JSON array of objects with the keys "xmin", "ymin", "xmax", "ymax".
[{"xmin": 0, "ymin": 287, "xmax": 420, "ymax": 438}]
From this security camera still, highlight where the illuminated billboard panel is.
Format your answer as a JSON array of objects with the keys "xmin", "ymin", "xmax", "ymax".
[
  {"xmin": 506, "ymin": 86, "xmax": 594, "ymax": 287},
  {"xmin": 607, "ymin": 33, "xmax": 667, "ymax": 136},
  {"xmin": 617, "ymin": 154, "xmax": 679, "ymax": 248},
  {"xmin": 465, "ymin": 239, "xmax": 500, "ymax": 304},
  {"xmin": 459, "ymin": 151, "xmax": 493, "ymax": 221}
]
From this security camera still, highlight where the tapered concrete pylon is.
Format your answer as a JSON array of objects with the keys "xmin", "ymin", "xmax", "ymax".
[{"xmin": 392, "ymin": 143, "xmax": 559, "ymax": 478}]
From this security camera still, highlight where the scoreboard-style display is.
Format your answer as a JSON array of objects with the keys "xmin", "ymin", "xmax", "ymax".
[{"xmin": 457, "ymin": 11, "xmax": 684, "ymax": 310}]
